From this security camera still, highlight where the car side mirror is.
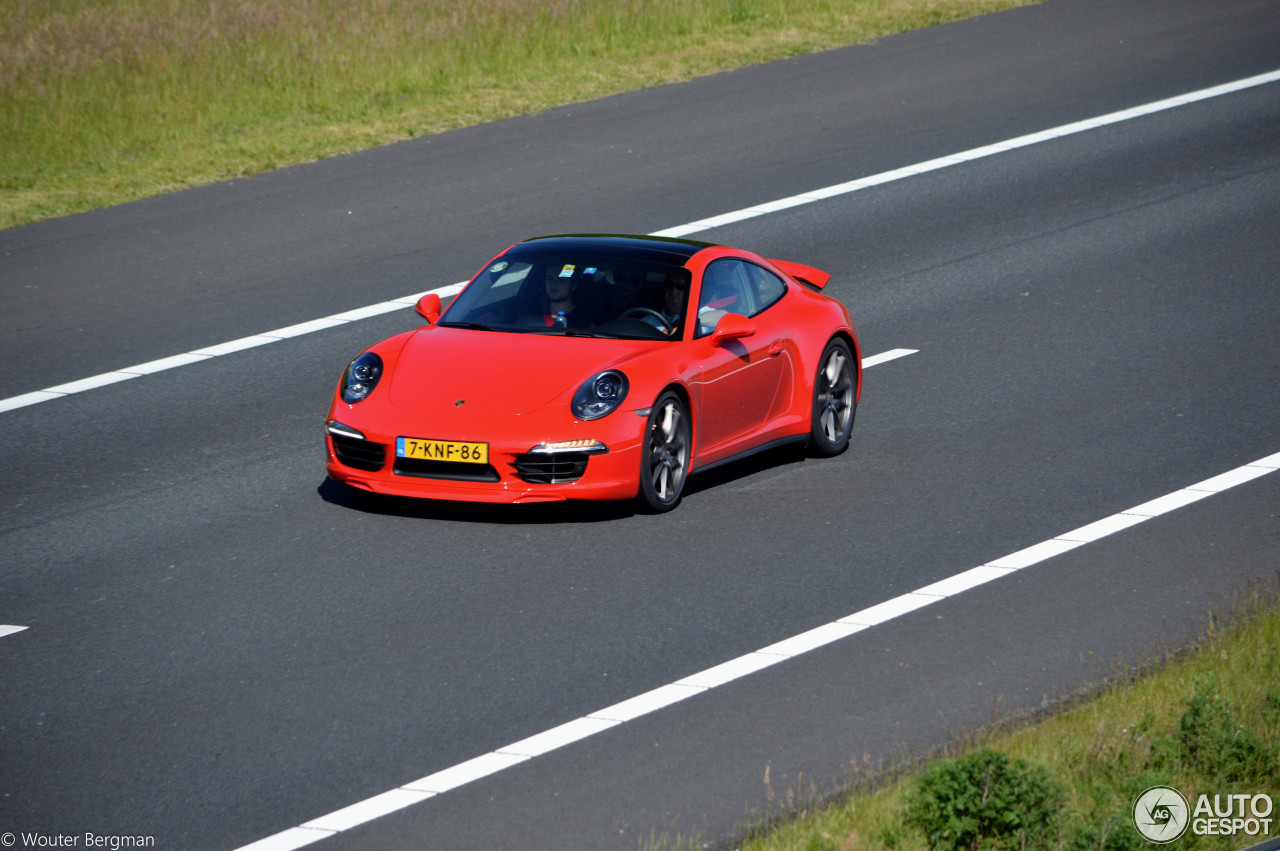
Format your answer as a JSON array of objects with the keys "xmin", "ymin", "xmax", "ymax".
[
  {"xmin": 710, "ymin": 312, "xmax": 755, "ymax": 345},
  {"xmin": 415, "ymin": 293, "xmax": 442, "ymax": 324}
]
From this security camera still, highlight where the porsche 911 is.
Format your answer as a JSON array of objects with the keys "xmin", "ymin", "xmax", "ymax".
[{"xmin": 324, "ymin": 234, "xmax": 860, "ymax": 512}]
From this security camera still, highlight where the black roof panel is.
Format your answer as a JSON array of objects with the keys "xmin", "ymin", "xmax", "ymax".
[{"xmin": 507, "ymin": 233, "xmax": 717, "ymax": 264}]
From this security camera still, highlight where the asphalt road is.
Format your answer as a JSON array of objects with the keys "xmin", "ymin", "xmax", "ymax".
[{"xmin": 2, "ymin": 0, "xmax": 1278, "ymax": 849}]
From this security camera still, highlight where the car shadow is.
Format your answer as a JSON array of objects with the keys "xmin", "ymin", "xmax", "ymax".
[
  {"xmin": 316, "ymin": 443, "xmax": 811, "ymax": 524},
  {"xmin": 680, "ymin": 442, "xmax": 809, "ymax": 498},
  {"xmin": 316, "ymin": 477, "xmax": 637, "ymax": 524}
]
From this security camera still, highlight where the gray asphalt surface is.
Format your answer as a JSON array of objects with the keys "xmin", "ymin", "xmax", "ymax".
[{"xmin": 2, "ymin": 0, "xmax": 1278, "ymax": 849}]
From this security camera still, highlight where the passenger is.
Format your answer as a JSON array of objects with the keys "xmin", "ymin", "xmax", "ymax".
[{"xmin": 540, "ymin": 263, "xmax": 591, "ymax": 329}]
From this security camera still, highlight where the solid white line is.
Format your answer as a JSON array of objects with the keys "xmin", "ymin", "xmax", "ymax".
[
  {"xmin": 234, "ymin": 828, "xmax": 330, "ymax": 851},
  {"xmin": 499, "ymin": 716, "xmax": 620, "ymax": 758},
  {"xmin": 234, "ymin": 448, "xmax": 1280, "ymax": 851},
  {"xmin": 301, "ymin": 789, "xmax": 436, "ymax": 833},
  {"xmin": 677, "ymin": 652, "xmax": 785, "ymax": 689},
  {"xmin": 0, "ymin": 625, "xmax": 29, "ymax": 639},
  {"xmin": 46, "ymin": 372, "xmax": 137, "ymax": 394},
  {"xmin": 988, "ymin": 538, "xmax": 1086, "ymax": 570},
  {"xmin": 0, "ymin": 290, "xmax": 455, "ymax": 415},
  {"xmin": 915, "ymin": 565, "xmax": 1016, "ymax": 598},
  {"xmin": 4, "ymin": 70, "xmax": 1276, "ymax": 417},
  {"xmin": 841, "ymin": 592, "xmax": 938, "ymax": 626},
  {"xmin": 402, "ymin": 751, "xmax": 530, "ymax": 795},
  {"xmin": 757, "ymin": 621, "xmax": 868, "ymax": 657},
  {"xmin": 589, "ymin": 682, "xmax": 704, "ymax": 722}
]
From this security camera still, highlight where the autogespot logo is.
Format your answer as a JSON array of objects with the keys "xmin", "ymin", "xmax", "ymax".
[{"xmin": 1134, "ymin": 785, "xmax": 1191, "ymax": 843}]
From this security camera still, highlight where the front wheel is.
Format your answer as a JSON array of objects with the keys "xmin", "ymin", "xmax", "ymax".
[
  {"xmin": 638, "ymin": 391, "xmax": 691, "ymax": 513},
  {"xmin": 809, "ymin": 338, "xmax": 856, "ymax": 457}
]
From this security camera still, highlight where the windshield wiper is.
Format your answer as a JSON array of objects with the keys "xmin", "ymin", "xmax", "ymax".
[{"xmin": 436, "ymin": 321, "xmax": 496, "ymax": 331}]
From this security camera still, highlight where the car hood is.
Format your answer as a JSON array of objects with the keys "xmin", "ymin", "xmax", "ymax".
[{"xmin": 387, "ymin": 327, "xmax": 656, "ymax": 416}]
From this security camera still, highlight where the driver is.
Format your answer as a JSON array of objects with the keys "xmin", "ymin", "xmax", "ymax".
[
  {"xmin": 617, "ymin": 268, "xmax": 689, "ymax": 336},
  {"xmin": 649, "ymin": 269, "xmax": 690, "ymax": 334},
  {"xmin": 661, "ymin": 270, "xmax": 689, "ymax": 324}
]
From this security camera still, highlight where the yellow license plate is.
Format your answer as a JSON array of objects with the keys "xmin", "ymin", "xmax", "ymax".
[{"xmin": 396, "ymin": 437, "xmax": 489, "ymax": 464}]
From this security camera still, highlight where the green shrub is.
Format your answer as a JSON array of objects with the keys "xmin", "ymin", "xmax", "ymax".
[
  {"xmin": 904, "ymin": 749, "xmax": 1063, "ymax": 851},
  {"xmin": 1173, "ymin": 676, "xmax": 1272, "ymax": 783}
]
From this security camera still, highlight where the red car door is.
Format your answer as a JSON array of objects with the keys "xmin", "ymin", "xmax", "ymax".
[{"xmin": 689, "ymin": 260, "xmax": 786, "ymax": 457}]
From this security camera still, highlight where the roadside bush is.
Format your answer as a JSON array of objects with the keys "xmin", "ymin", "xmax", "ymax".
[
  {"xmin": 1163, "ymin": 675, "xmax": 1273, "ymax": 783},
  {"xmin": 903, "ymin": 749, "xmax": 1063, "ymax": 851}
]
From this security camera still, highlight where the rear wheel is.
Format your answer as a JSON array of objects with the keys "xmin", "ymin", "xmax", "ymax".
[
  {"xmin": 809, "ymin": 338, "xmax": 856, "ymax": 456},
  {"xmin": 638, "ymin": 391, "xmax": 691, "ymax": 512}
]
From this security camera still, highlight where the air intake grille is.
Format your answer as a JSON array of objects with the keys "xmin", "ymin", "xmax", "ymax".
[
  {"xmin": 512, "ymin": 452, "xmax": 590, "ymax": 484},
  {"xmin": 331, "ymin": 434, "xmax": 386, "ymax": 472}
]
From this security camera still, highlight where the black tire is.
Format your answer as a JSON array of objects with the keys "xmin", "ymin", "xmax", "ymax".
[
  {"xmin": 809, "ymin": 338, "xmax": 856, "ymax": 457},
  {"xmin": 637, "ymin": 390, "xmax": 692, "ymax": 513}
]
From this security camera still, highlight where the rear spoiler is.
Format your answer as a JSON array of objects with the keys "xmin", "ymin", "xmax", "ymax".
[{"xmin": 769, "ymin": 259, "xmax": 831, "ymax": 291}]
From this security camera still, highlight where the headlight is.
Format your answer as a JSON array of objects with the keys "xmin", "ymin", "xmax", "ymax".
[
  {"xmin": 572, "ymin": 370, "xmax": 629, "ymax": 420},
  {"xmin": 341, "ymin": 352, "xmax": 383, "ymax": 403}
]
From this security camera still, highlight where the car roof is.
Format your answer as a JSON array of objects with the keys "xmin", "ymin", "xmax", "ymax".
[{"xmin": 507, "ymin": 233, "xmax": 718, "ymax": 265}]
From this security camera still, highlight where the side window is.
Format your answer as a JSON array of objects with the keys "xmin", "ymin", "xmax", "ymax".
[
  {"xmin": 695, "ymin": 260, "xmax": 752, "ymax": 337},
  {"xmin": 744, "ymin": 263, "xmax": 786, "ymax": 314}
]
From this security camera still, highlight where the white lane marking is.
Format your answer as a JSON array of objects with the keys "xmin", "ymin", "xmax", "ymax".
[
  {"xmin": 4, "ymin": 71, "xmax": 1277, "ymax": 416},
  {"xmin": 0, "ymin": 284, "xmax": 462, "ymax": 415},
  {"xmin": 0, "ymin": 625, "xmax": 29, "ymax": 639},
  {"xmin": 862, "ymin": 348, "xmax": 918, "ymax": 368},
  {"xmin": 228, "ymin": 348, "xmax": 904, "ymax": 851},
  {"xmin": 232, "ymin": 454, "xmax": 1280, "ymax": 850},
  {"xmin": 651, "ymin": 71, "xmax": 1280, "ymax": 238},
  {"xmin": 300, "ymin": 788, "xmax": 435, "ymax": 834}
]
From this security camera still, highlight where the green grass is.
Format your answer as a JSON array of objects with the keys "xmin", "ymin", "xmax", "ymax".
[
  {"xmin": 696, "ymin": 588, "xmax": 1280, "ymax": 851},
  {"xmin": 2, "ymin": 0, "xmax": 1037, "ymax": 230}
]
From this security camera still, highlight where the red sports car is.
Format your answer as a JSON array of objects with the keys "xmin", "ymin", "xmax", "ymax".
[{"xmin": 324, "ymin": 234, "xmax": 860, "ymax": 512}]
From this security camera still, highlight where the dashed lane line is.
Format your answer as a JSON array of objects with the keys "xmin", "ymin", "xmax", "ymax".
[
  {"xmin": 861, "ymin": 348, "xmax": 917, "ymax": 368},
  {"xmin": 0, "ymin": 350, "xmax": 918, "ymax": 652}
]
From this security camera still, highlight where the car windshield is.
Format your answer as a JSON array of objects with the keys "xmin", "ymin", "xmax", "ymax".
[{"xmin": 439, "ymin": 253, "xmax": 691, "ymax": 340}]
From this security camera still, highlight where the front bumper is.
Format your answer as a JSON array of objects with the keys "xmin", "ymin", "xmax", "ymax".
[{"xmin": 324, "ymin": 419, "xmax": 645, "ymax": 504}]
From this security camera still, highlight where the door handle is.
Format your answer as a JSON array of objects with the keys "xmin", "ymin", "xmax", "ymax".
[{"xmin": 768, "ymin": 340, "xmax": 784, "ymax": 356}]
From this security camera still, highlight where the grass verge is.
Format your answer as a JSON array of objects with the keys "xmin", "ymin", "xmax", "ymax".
[
  {"xmin": 685, "ymin": 586, "xmax": 1280, "ymax": 851},
  {"xmin": 3, "ymin": 0, "xmax": 1037, "ymax": 230}
]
